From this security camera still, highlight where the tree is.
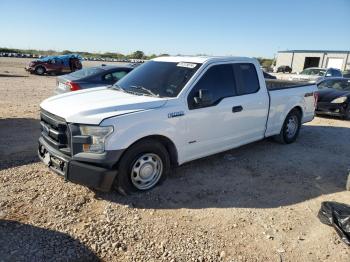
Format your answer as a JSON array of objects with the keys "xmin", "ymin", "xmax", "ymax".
[
  {"xmin": 255, "ymin": 57, "xmax": 273, "ymax": 68},
  {"xmin": 62, "ymin": 50, "xmax": 73, "ymax": 55},
  {"xmin": 130, "ymin": 50, "xmax": 144, "ymax": 59},
  {"xmin": 147, "ymin": 54, "xmax": 157, "ymax": 59}
]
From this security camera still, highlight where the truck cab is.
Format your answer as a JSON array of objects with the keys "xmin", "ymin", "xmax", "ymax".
[{"xmin": 38, "ymin": 56, "xmax": 317, "ymax": 194}]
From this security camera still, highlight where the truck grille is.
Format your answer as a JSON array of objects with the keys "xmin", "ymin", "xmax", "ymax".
[{"xmin": 40, "ymin": 109, "xmax": 71, "ymax": 155}]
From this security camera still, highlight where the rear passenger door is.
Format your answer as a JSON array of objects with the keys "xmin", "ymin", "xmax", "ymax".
[{"xmin": 183, "ymin": 62, "xmax": 269, "ymax": 161}]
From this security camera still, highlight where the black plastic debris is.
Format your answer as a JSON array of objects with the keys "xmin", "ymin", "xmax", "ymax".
[{"xmin": 318, "ymin": 201, "xmax": 350, "ymax": 245}]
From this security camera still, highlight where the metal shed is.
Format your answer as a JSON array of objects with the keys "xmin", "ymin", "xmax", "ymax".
[{"xmin": 275, "ymin": 50, "xmax": 350, "ymax": 73}]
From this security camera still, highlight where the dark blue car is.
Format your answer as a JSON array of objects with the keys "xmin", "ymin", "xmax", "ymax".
[
  {"xmin": 55, "ymin": 64, "xmax": 133, "ymax": 94},
  {"xmin": 316, "ymin": 77, "xmax": 350, "ymax": 119}
]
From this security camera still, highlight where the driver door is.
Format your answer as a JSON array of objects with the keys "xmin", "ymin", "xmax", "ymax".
[
  {"xmin": 182, "ymin": 62, "xmax": 268, "ymax": 162},
  {"xmin": 182, "ymin": 63, "xmax": 238, "ymax": 161}
]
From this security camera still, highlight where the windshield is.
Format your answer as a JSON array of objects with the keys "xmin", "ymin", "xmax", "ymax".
[
  {"xmin": 300, "ymin": 68, "xmax": 326, "ymax": 76},
  {"xmin": 114, "ymin": 61, "xmax": 201, "ymax": 97},
  {"xmin": 69, "ymin": 67, "xmax": 103, "ymax": 78},
  {"xmin": 318, "ymin": 79, "xmax": 350, "ymax": 91}
]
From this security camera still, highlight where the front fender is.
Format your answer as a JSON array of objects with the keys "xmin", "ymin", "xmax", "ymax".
[{"xmin": 101, "ymin": 108, "xmax": 185, "ymax": 161}]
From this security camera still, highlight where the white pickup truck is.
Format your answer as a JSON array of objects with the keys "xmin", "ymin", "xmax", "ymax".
[{"xmin": 38, "ymin": 56, "xmax": 318, "ymax": 194}]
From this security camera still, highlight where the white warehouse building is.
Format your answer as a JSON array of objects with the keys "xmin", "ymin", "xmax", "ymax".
[{"xmin": 275, "ymin": 50, "xmax": 350, "ymax": 73}]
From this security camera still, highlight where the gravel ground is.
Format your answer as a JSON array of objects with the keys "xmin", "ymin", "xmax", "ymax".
[{"xmin": 0, "ymin": 58, "xmax": 349, "ymax": 262}]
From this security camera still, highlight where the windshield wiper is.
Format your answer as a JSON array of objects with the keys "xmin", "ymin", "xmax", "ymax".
[
  {"xmin": 111, "ymin": 84, "xmax": 125, "ymax": 92},
  {"xmin": 130, "ymin": 85, "xmax": 158, "ymax": 97}
]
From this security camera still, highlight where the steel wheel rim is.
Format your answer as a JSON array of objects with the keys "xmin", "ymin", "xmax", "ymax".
[
  {"xmin": 130, "ymin": 153, "xmax": 163, "ymax": 190},
  {"xmin": 286, "ymin": 115, "xmax": 298, "ymax": 138}
]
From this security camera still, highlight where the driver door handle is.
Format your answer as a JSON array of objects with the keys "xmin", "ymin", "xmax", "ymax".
[{"xmin": 232, "ymin": 105, "xmax": 243, "ymax": 113}]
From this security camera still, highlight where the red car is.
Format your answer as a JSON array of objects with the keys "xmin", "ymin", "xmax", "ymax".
[{"xmin": 25, "ymin": 54, "xmax": 82, "ymax": 75}]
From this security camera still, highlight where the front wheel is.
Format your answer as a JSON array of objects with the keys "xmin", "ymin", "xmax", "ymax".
[
  {"xmin": 114, "ymin": 139, "xmax": 170, "ymax": 195},
  {"xmin": 274, "ymin": 109, "xmax": 302, "ymax": 144},
  {"xmin": 35, "ymin": 66, "xmax": 45, "ymax": 75},
  {"xmin": 343, "ymin": 105, "xmax": 350, "ymax": 120}
]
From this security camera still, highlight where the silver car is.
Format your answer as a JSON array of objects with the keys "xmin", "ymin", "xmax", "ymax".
[{"xmin": 55, "ymin": 65, "xmax": 133, "ymax": 94}]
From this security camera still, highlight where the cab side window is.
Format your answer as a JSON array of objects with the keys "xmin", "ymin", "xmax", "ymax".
[
  {"xmin": 233, "ymin": 63, "xmax": 260, "ymax": 95},
  {"xmin": 187, "ymin": 64, "xmax": 236, "ymax": 109}
]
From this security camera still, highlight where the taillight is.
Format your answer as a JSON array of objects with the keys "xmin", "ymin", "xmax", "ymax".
[
  {"xmin": 313, "ymin": 92, "xmax": 319, "ymax": 108},
  {"xmin": 66, "ymin": 81, "xmax": 80, "ymax": 91}
]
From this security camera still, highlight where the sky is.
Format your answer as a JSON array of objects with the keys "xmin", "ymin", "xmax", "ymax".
[{"xmin": 1, "ymin": 0, "xmax": 349, "ymax": 58}]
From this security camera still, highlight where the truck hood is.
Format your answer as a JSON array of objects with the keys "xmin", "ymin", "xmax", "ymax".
[{"xmin": 40, "ymin": 87, "xmax": 167, "ymax": 124}]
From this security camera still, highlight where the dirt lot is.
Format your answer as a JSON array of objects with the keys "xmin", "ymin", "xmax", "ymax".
[{"xmin": 0, "ymin": 58, "xmax": 349, "ymax": 262}]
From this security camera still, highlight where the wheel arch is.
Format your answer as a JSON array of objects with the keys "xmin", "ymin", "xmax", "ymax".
[
  {"xmin": 291, "ymin": 105, "xmax": 303, "ymax": 119},
  {"xmin": 280, "ymin": 105, "xmax": 303, "ymax": 132},
  {"xmin": 118, "ymin": 134, "xmax": 179, "ymax": 167}
]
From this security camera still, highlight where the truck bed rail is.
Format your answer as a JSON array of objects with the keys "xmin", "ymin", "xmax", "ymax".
[{"xmin": 266, "ymin": 79, "xmax": 312, "ymax": 91}]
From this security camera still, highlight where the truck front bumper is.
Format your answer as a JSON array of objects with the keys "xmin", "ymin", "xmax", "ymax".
[{"xmin": 38, "ymin": 137, "xmax": 119, "ymax": 192}]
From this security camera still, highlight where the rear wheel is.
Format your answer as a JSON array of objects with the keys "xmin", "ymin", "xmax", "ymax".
[
  {"xmin": 274, "ymin": 109, "xmax": 302, "ymax": 144},
  {"xmin": 35, "ymin": 66, "xmax": 45, "ymax": 75},
  {"xmin": 114, "ymin": 139, "xmax": 170, "ymax": 195}
]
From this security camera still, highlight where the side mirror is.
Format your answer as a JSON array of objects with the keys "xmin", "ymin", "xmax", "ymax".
[
  {"xmin": 325, "ymin": 73, "xmax": 332, "ymax": 77},
  {"xmin": 194, "ymin": 89, "xmax": 213, "ymax": 106}
]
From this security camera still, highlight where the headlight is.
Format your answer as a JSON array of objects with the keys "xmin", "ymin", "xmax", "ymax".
[
  {"xmin": 331, "ymin": 97, "xmax": 347, "ymax": 104},
  {"xmin": 79, "ymin": 125, "xmax": 113, "ymax": 153}
]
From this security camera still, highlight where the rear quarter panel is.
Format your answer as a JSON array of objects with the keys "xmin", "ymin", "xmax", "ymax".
[{"xmin": 265, "ymin": 85, "xmax": 317, "ymax": 137}]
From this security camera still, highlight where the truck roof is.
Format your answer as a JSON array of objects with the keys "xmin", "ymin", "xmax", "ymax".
[{"xmin": 153, "ymin": 56, "xmax": 256, "ymax": 64}]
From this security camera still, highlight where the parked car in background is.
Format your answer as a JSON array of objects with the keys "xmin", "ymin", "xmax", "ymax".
[
  {"xmin": 277, "ymin": 65, "xmax": 292, "ymax": 73},
  {"xmin": 289, "ymin": 67, "xmax": 342, "ymax": 83},
  {"xmin": 128, "ymin": 62, "xmax": 143, "ymax": 68},
  {"xmin": 263, "ymin": 71, "xmax": 277, "ymax": 79},
  {"xmin": 260, "ymin": 66, "xmax": 273, "ymax": 73},
  {"xmin": 25, "ymin": 54, "xmax": 82, "ymax": 75},
  {"xmin": 342, "ymin": 70, "xmax": 350, "ymax": 78},
  {"xmin": 38, "ymin": 56, "xmax": 317, "ymax": 193},
  {"xmin": 316, "ymin": 77, "xmax": 350, "ymax": 119},
  {"xmin": 55, "ymin": 65, "xmax": 133, "ymax": 94}
]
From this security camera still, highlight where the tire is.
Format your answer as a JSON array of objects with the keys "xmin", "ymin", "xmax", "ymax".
[
  {"xmin": 274, "ymin": 109, "xmax": 302, "ymax": 144},
  {"xmin": 343, "ymin": 105, "xmax": 350, "ymax": 120},
  {"xmin": 35, "ymin": 66, "xmax": 45, "ymax": 75},
  {"xmin": 114, "ymin": 139, "xmax": 170, "ymax": 195}
]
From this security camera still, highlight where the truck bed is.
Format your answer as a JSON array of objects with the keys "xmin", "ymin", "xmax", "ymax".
[
  {"xmin": 266, "ymin": 79, "xmax": 311, "ymax": 91},
  {"xmin": 264, "ymin": 80, "xmax": 317, "ymax": 138}
]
